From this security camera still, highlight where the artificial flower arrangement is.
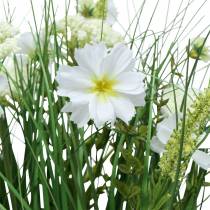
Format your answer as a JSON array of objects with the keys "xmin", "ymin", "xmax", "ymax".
[{"xmin": 0, "ymin": 0, "xmax": 210, "ymax": 209}]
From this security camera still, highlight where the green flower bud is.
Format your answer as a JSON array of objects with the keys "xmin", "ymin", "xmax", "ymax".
[{"xmin": 189, "ymin": 37, "xmax": 210, "ymax": 62}]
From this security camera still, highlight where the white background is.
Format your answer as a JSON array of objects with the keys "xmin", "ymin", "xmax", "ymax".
[{"xmin": 1, "ymin": 0, "xmax": 210, "ymax": 209}]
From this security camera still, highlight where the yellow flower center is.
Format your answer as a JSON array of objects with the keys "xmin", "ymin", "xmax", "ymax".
[{"xmin": 90, "ymin": 75, "xmax": 117, "ymax": 98}]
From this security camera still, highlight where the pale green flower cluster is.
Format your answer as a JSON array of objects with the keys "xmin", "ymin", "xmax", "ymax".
[
  {"xmin": 159, "ymin": 88, "xmax": 210, "ymax": 180},
  {"xmin": 79, "ymin": 0, "xmax": 95, "ymax": 17},
  {"xmin": 0, "ymin": 54, "xmax": 29, "ymax": 103},
  {"xmin": 0, "ymin": 22, "xmax": 19, "ymax": 59},
  {"xmin": 189, "ymin": 37, "xmax": 210, "ymax": 62},
  {"xmin": 79, "ymin": 0, "xmax": 117, "ymax": 25},
  {"xmin": 79, "ymin": 0, "xmax": 108, "ymax": 19},
  {"xmin": 57, "ymin": 15, "xmax": 123, "ymax": 49},
  {"xmin": 92, "ymin": 0, "xmax": 109, "ymax": 19}
]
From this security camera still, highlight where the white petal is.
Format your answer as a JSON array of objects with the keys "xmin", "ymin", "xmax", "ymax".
[
  {"xmin": 17, "ymin": 31, "xmax": 45, "ymax": 55},
  {"xmin": 57, "ymin": 64, "xmax": 70, "ymax": 72},
  {"xmin": 125, "ymin": 91, "xmax": 146, "ymax": 106},
  {"xmin": 96, "ymin": 99, "xmax": 115, "ymax": 125},
  {"xmin": 89, "ymin": 95, "xmax": 100, "ymax": 126},
  {"xmin": 56, "ymin": 71, "xmax": 91, "ymax": 90},
  {"xmin": 4, "ymin": 54, "xmax": 28, "ymax": 76},
  {"xmin": 61, "ymin": 102, "xmax": 89, "ymax": 127},
  {"xmin": 110, "ymin": 96, "xmax": 135, "ymax": 124},
  {"xmin": 114, "ymin": 72, "xmax": 145, "ymax": 94},
  {"xmin": 57, "ymin": 65, "xmax": 92, "ymax": 85},
  {"xmin": 150, "ymin": 136, "xmax": 165, "ymax": 153},
  {"xmin": 156, "ymin": 114, "xmax": 179, "ymax": 144},
  {"xmin": 192, "ymin": 150, "xmax": 210, "ymax": 170},
  {"xmin": 17, "ymin": 32, "xmax": 36, "ymax": 55},
  {"xmin": 159, "ymin": 113, "xmax": 178, "ymax": 130},
  {"xmin": 89, "ymin": 95, "xmax": 115, "ymax": 127},
  {"xmin": 0, "ymin": 75, "xmax": 9, "ymax": 96},
  {"xmin": 56, "ymin": 65, "xmax": 93, "ymax": 103},
  {"xmin": 61, "ymin": 102, "xmax": 73, "ymax": 112},
  {"xmin": 106, "ymin": 0, "xmax": 118, "ymax": 25},
  {"xmin": 101, "ymin": 44, "xmax": 134, "ymax": 77},
  {"xmin": 156, "ymin": 126, "xmax": 173, "ymax": 145},
  {"xmin": 57, "ymin": 84, "xmax": 92, "ymax": 104},
  {"xmin": 0, "ymin": 106, "xmax": 4, "ymax": 118},
  {"xmin": 74, "ymin": 43, "xmax": 107, "ymax": 75}
]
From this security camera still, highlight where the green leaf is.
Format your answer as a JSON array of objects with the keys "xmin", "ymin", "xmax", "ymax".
[
  {"xmin": 0, "ymin": 204, "xmax": 7, "ymax": 210},
  {"xmin": 115, "ymin": 121, "xmax": 138, "ymax": 136},
  {"xmin": 118, "ymin": 164, "xmax": 132, "ymax": 174},
  {"xmin": 152, "ymin": 193, "xmax": 171, "ymax": 210},
  {"xmin": 115, "ymin": 180, "xmax": 140, "ymax": 200},
  {"xmin": 121, "ymin": 149, "xmax": 143, "ymax": 175},
  {"xmin": 128, "ymin": 186, "xmax": 140, "ymax": 199},
  {"xmin": 96, "ymin": 127, "xmax": 110, "ymax": 150},
  {"xmin": 159, "ymin": 98, "xmax": 169, "ymax": 107},
  {"xmin": 203, "ymin": 182, "xmax": 210, "ymax": 187},
  {"xmin": 0, "ymin": 172, "xmax": 32, "ymax": 210}
]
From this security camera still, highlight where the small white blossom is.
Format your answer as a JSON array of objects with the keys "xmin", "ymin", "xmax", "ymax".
[
  {"xmin": 0, "ymin": 38, "xmax": 19, "ymax": 59},
  {"xmin": 17, "ymin": 31, "xmax": 45, "ymax": 57},
  {"xmin": 0, "ymin": 21, "xmax": 18, "ymax": 42},
  {"xmin": 0, "ymin": 54, "xmax": 29, "ymax": 97},
  {"xmin": 0, "ymin": 75, "xmax": 10, "ymax": 97},
  {"xmin": 0, "ymin": 22, "xmax": 19, "ymax": 59},
  {"xmin": 57, "ymin": 15, "xmax": 123, "ymax": 49},
  {"xmin": 56, "ymin": 43, "xmax": 145, "ymax": 127}
]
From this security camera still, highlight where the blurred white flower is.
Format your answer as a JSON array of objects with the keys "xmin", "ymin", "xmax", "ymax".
[
  {"xmin": 4, "ymin": 54, "xmax": 28, "ymax": 77},
  {"xmin": 0, "ymin": 75, "xmax": 10, "ymax": 97},
  {"xmin": 17, "ymin": 31, "xmax": 45, "ymax": 57},
  {"xmin": 0, "ymin": 54, "xmax": 29, "ymax": 97},
  {"xmin": 57, "ymin": 15, "xmax": 123, "ymax": 49},
  {"xmin": 0, "ymin": 22, "xmax": 18, "ymax": 41},
  {"xmin": 56, "ymin": 43, "xmax": 145, "ymax": 127},
  {"xmin": 151, "ymin": 114, "xmax": 210, "ymax": 170},
  {"xmin": 0, "ymin": 38, "xmax": 19, "ymax": 59},
  {"xmin": 17, "ymin": 32, "xmax": 35, "ymax": 56},
  {"xmin": 106, "ymin": 0, "xmax": 117, "ymax": 25},
  {"xmin": 0, "ymin": 22, "xmax": 19, "ymax": 59}
]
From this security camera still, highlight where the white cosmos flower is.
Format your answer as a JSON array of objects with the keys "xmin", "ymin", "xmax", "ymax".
[
  {"xmin": 17, "ymin": 32, "xmax": 35, "ymax": 55},
  {"xmin": 151, "ymin": 114, "xmax": 210, "ymax": 170},
  {"xmin": 56, "ymin": 43, "xmax": 145, "ymax": 127},
  {"xmin": 0, "ymin": 21, "xmax": 19, "ymax": 59},
  {"xmin": 0, "ymin": 54, "xmax": 29, "ymax": 97},
  {"xmin": 17, "ymin": 31, "xmax": 45, "ymax": 57}
]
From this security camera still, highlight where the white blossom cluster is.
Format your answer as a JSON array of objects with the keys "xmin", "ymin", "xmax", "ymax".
[
  {"xmin": 0, "ymin": 22, "xmax": 19, "ymax": 59},
  {"xmin": 57, "ymin": 15, "xmax": 123, "ymax": 49}
]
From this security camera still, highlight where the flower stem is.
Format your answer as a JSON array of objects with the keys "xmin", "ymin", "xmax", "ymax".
[{"xmin": 141, "ymin": 45, "xmax": 157, "ymax": 210}]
